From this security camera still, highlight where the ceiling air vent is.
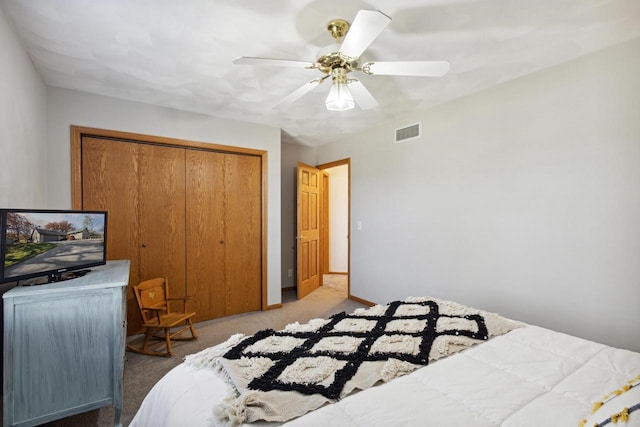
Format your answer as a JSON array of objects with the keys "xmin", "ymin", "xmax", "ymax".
[{"xmin": 395, "ymin": 123, "xmax": 421, "ymax": 143}]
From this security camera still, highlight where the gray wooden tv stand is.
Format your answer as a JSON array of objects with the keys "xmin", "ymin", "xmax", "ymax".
[{"xmin": 3, "ymin": 260, "xmax": 129, "ymax": 427}]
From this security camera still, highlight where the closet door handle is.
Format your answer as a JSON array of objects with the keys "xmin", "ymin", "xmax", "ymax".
[{"xmin": 219, "ymin": 240, "xmax": 224, "ymax": 244}]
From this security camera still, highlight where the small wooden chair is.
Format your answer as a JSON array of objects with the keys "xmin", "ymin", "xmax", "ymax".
[{"xmin": 127, "ymin": 277, "xmax": 198, "ymax": 357}]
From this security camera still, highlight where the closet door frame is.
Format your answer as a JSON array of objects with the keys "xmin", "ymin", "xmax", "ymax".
[{"xmin": 70, "ymin": 125, "xmax": 269, "ymax": 312}]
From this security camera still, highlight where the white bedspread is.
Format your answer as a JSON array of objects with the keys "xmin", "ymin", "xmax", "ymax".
[{"xmin": 130, "ymin": 325, "xmax": 640, "ymax": 426}]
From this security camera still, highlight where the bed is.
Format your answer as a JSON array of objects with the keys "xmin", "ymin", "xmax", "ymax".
[{"xmin": 130, "ymin": 297, "xmax": 640, "ymax": 427}]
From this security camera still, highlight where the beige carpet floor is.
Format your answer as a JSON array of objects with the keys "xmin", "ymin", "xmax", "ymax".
[{"xmin": 39, "ymin": 275, "xmax": 359, "ymax": 426}]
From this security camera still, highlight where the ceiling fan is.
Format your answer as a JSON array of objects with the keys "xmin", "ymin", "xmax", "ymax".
[{"xmin": 233, "ymin": 9, "xmax": 450, "ymax": 112}]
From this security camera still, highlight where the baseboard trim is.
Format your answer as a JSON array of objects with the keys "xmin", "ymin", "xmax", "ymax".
[
  {"xmin": 265, "ymin": 303, "xmax": 283, "ymax": 310},
  {"xmin": 348, "ymin": 294, "xmax": 375, "ymax": 307},
  {"xmin": 328, "ymin": 271, "xmax": 348, "ymax": 275}
]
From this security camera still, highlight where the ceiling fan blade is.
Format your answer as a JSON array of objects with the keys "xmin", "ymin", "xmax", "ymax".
[
  {"xmin": 273, "ymin": 76, "xmax": 329, "ymax": 108},
  {"xmin": 233, "ymin": 56, "xmax": 315, "ymax": 69},
  {"xmin": 348, "ymin": 80, "xmax": 378, "ymax": 110},
  {"xmin": 339, "ymin": 10, "xmax": 391, "ymax": 59},
  {"xmin": 362, "ymin": 61, "xmax": 450, "ymax": 77}
]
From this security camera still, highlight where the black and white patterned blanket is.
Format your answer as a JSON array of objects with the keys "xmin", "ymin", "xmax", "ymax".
[{"xmin": 185, "ymin": 297, "xmax": 522, "ymax": 426}]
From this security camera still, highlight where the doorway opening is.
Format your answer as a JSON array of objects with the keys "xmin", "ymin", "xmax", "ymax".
[
  {"xmin": 294, "ymin": 158, "xmax": 350, "ymax": 301},
  {"xmin": 318, "ymin": 160, "xmax": 350, "ymax": 299}
]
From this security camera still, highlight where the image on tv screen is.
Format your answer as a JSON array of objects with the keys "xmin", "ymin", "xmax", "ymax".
[{"xmin": 3, "ymin": 211, "xmax": 106, "ymax": 280}]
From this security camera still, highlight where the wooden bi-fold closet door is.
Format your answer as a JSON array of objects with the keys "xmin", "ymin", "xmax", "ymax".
[
  {"xmin": 77, "ymin": 131, "xmax": 263, "ymax": 334},
  {"xmin": 81, "ymin": 137, "xmax": 187, "ymax": 334},
  {"xmin": 186, "ymin": 150, "xmax": 262, "ymax": 321}
]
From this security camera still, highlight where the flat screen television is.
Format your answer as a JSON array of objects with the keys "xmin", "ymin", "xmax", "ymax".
[{"xmin": 0, "ymin": 209, "xmax": 107, "ymax": 284}]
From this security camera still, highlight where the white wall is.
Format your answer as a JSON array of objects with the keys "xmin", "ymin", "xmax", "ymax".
[
  {"xmin": 46, "ymin": 88, "xmax": 283, "ymax": 305},
  {"xmin": 0, "ymin": 7, "xmax": 47, "ymax": 208},
  {"xmin": 325, "ymin": 165, "xmax": 348, "ymax": 273},
  {"xmin": 280, "ymin": 141, "xmax": 316, "ymax": 288},
  {"xmin": 0, "ymin": 7, "xmax": 47, "ymax": 379},
  {"xmin": 316, "ymin": 38, "xmax": 640, "ymax": 352}
]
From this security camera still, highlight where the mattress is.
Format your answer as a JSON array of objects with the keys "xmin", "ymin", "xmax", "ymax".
[{"xmin": 130, "ymin": 324, "xmax": 640, "ymax": 426}]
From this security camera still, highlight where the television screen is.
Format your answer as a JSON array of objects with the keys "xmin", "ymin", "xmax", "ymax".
[{"xmin": 0, "ymin": 209, "xmax": 107, "ymax": 284}]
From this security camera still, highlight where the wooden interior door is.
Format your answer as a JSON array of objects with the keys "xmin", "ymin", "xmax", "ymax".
[
  {"xmin": 224, "ymin": 153, "xmax": 262, "ymax": 314},
  {"xmin": 137, "ymin": 144, "xmax": 186, "ymax": 312},
  {"xmin": 81, "ymin": 137, "xmax": 143, "ymax": 332},
  {"xmin": 297, "ymin": 162, "xmax": 322, "ymax": 299},
  {"xmin": 186, "ymin": 151, "xmax": 262, "ymax": 319},
  {"xmin": 81, "ymin": 137, "xmax": 187, "ymax": 334},
  {"xmin": 321, "ymin": 171, "xmax": 330, "ymax": 275},
  {"xmin": 185, "ymin": 149, "xmax": 226, "ymax": 321}
]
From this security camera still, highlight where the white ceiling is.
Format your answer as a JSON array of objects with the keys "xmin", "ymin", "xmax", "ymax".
[{"xmin": 2, "ymin": 0, "xmax": 639, "ymax": 146}]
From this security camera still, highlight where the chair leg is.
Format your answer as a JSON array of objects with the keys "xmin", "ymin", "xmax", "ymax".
[
  {"xmin": 142, "ymin": 327, "xmax": 153, "ymax": 352},
  {"xmin": 188, "ymin": 319, "xmax": 198, "ymax": 339},
  {"xmin": 165, "ymin": 327, "xmax": 173, "ymax": 356}
]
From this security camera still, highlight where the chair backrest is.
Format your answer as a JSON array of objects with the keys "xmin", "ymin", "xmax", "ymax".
[{"xmin": 133, "ymin": 277, "xmax": 169, "ymax": 324}]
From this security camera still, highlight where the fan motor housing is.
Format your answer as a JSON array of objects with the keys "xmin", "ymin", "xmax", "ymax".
[
  {"xmin": 316, "ymin": 18, "xmax": 358, "ymax": 74},
  {"xmin": 316, "ymin": 51, "xmax": 358, "ymax": 74}
]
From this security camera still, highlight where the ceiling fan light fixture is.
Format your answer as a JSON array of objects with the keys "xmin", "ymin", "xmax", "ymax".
[
  {"xmin": 326, "ymin": 82, "xmax": 355, "ymax": 111},
  {"xmin": 326, "ymin": 67, "xmax": 355, "ymax": 111}
]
